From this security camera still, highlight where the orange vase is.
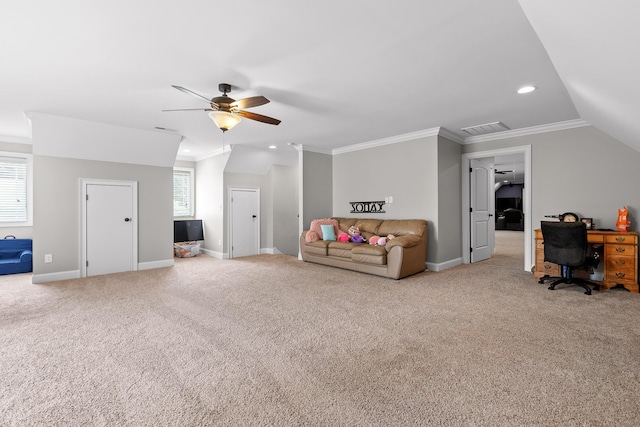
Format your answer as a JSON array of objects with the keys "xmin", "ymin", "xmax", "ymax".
[{"xmin": 616, "ymin": 206, "xmax": 631, "ymax": 232}]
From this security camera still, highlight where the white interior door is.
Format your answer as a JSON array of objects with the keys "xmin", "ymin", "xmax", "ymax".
[
  {"xmin": 83, "ymin": 181, "xmax": 138, "ymax": 276},
  {"xmin": 470, "ymin": 159, "xmax": 494, "ymax": 262},
  {"xmin": 229, "ymin": 188, "xmax": 260, "ymax": 258}
]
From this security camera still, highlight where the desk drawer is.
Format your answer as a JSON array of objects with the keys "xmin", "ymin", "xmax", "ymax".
[
  {"xmin": 605, "ymin": 268, "xmax": 636, "ymax": 285},
  {"xmin": 605, "ymin": 234, "xmax": 638, "ymax": 245},
  {"xmin": 535, "ymin": 259, "xmax": 560, "ymax": 276},
  {"xmin": 605, "ymin": 245, "xmax": 637, "ymax": 257}
]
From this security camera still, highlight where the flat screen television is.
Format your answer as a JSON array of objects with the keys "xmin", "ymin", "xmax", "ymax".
[
  {"xmin": 174, "ymin": 219, "xmax": 204, "ymax": 243},
  {"xmin": 496, "ymin": 197, "xmax": 522, "ymax": 211}
]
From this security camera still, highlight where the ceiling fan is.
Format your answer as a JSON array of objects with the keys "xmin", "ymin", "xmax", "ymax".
[{"xmin": 163, "ymin": 83, "xmax": 281, "ymax": 132}]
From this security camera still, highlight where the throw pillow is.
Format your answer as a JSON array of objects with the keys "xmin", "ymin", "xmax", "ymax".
[
  {"xmin": 320, "ymin": 224, "xmax": 337, "ymax": 241},
  {"xmin": 310, "ymin": 219, "xmax": 339, "ymax": 240},
  {"xmin": 305, "ymin": 230, "xmax": 320, "ymax": 243}
]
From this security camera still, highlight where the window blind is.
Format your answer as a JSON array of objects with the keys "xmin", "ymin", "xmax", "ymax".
[
  {"xmin": 173, "ymin": 168, "xmax": 193, "ymax": 217},
  {"xmin": 0, "ymin": 156, "xmax": 27, "ymax": 222}
]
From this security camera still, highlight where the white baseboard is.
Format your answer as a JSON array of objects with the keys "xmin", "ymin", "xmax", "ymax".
[
  {"xmin": 261, "ymin": 247, "xmax": 283, "ymax": 255},
  {"xmin": 32, "ymin": 270, "xmax": 80, "ymax": 284},
  {"xmin": 138, "ymin": 259, "xmax": 174, "ymax": 270},
  {"xmin": 426, "ymin": 257, "xmax": 462, "ymax": 272},
  {"xmin": 201, "ymin": 248, "xmax": 226, "ymax": 259}
]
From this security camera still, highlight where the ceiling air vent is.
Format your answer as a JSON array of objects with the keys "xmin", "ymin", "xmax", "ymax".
[{"xmin": 461, "ymin": 121, "xmax": 510, "ymax": 136}]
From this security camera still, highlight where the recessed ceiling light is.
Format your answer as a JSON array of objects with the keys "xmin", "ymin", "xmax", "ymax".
[
  {"xmin": 183, "ymin": 149, "xmax": 191, "ymax": 153},
  {"xmin": 517, "ymin": 86, "xmax": 536, "ymax": 94},
  {"xmin": 269, "ymin": 145, "xmax": 277, "ymax": 149}
]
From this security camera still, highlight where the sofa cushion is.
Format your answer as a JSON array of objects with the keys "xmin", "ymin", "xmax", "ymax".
[
  {"xmin": 304, "ymin": 240, "xmax": 330, "ymax": 256},
  {"xmin": 378, "ymin": 219, "xmax": 426, "ymax": 237},
  {"xmin": 355, "ymin": 219, "xmax": 384, "ymax": 236},
  {"xmin": 352, "ymin": 244, "xmax": 387, "ymax": 265}
]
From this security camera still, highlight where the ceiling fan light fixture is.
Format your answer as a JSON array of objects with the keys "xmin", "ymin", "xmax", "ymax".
[{"xmin": 208, "ymin": 111, "xmax": 241, "ymax": 132}]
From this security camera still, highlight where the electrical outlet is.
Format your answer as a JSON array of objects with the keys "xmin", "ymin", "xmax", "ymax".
[{"xmin": 44, "ymin": 254, "xmax": 53, "ymax": 263}]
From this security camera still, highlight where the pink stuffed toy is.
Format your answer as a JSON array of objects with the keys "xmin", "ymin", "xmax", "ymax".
[
  {"xmin": 369, "ymin": 236, "xmax": 379, "ymax": 245},
  {"xmin": 337, "ymin": 232, "xmax": 350, "ymax": 242},
  {"xmin": 377, "ymin": 237, "xmax": 387, "ymax": 246}
]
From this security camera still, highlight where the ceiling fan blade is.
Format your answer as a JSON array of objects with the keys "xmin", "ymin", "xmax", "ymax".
[
  {"xmin": 162, "ymin": 108, "xmax": 214, "ymax": 112},
  {"xmin": 171, "ymin": 85, "xmax": 212, "ymax": 103},
  {"xmin": 237, "ymin": 110, "xmax": 281, "ymax": 125},
  {"xmin": 232, "ymin": 96, "xmax": 270, "ymax": 109}
]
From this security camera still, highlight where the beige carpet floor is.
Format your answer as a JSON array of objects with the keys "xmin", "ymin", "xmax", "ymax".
[{"xmin": 1, "ymin": 231, "xmax": 639, "ymax": 426}]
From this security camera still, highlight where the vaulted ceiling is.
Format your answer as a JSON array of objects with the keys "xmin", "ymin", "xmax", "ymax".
[{"xmin": 1, "ymin": 1, "xmax": 637, "ymax": 160}]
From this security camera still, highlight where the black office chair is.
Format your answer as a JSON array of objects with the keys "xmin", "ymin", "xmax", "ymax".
[{"xmin": 537, "ymin": 221, "xmax": 600, "ymax": 295}]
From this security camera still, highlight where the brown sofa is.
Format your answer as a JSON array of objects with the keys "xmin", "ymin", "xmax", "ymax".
[{"xmin": 300, "ymin": 217, "xmax": 428, "ymax": 279}]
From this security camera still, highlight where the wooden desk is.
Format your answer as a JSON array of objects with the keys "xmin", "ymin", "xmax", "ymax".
[{"xmin": 534, "ymin": 229, "xmax": 639, "ymax": 293}]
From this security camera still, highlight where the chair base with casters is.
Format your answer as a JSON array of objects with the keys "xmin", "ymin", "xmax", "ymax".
[{"xmin": 538, "ymin": 266, "xmax": 600, "ymax": 295}]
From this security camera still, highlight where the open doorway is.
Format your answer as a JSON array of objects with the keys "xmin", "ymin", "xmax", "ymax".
[{"xmin": 461, "ymin": 145, "xmax": 532, "ymax": 272}]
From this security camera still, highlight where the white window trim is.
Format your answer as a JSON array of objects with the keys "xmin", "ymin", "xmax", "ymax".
[
  {"xmin": 173, "ymin": 166, "xmax": 195, "ymax": 218},
  {"xmin": 0, "ymin": 151, "xmax": 33, "ymax": 227}
]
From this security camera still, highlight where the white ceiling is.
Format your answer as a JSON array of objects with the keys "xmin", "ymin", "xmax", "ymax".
[{"xmin": 0, "ymin": 1, "xmax": 636, "ymax": 161}]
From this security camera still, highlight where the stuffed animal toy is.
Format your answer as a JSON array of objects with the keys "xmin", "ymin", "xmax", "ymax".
[
  {"xmin": 369, "ymin": 236, "xmax": 379, "ymax": 245},
  {"xmin": 337, "ymin": 232, "xmax": 350, "ymax": 242},
  {"xmin": 377, "ymin": 237, "xmax": 387, "ymax": 246},
  {"xmin": 351, "ymin": 235, "xmax": 365, "ymax": 243},
  {"xmin": 347, "ymin": 226, "xmax": 360, "ymax": 237}
]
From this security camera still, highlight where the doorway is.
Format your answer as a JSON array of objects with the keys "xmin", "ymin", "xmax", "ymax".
[
  {"xmin": 462, "ymin": 145, "xmax": 532, "ymax": 271},
  {"xmin": 228, "ymin": 187, "xmax": 260, "ymax": 258},
  {"xmin": 81, "ymin": 179, "xmax": 138, "ymax": 277}
]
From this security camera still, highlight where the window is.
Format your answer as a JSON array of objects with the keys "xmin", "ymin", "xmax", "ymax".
[
  {"xmin": 173, "ymin": 167, "xmax": 194, "ymax": 217},
  {"xmin": 0, "ymin": 153, "xmax": 32, "ymax": 226}
]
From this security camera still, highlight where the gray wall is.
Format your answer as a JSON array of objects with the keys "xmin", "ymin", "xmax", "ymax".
[
  {"xmin": 196, "ymin": 148, "xmax": 300, "ymax": 257},
  {"xmin": 302, "ymin": 151, "xmax": 333, "ymax": 229},
  {"xmin": 272, "ymin": 164, "xmax": 299, "ymax": 256},
  {"xmin": 224, "ymin": 171, "xmax": 273, "ymax": 251},
  {"xmin": 436, "ymin": 137, "xmax": 462, "ymax": 263},
  {"xmin": 33, "ymin": 156, "xmax": 173, "ymax": 276},
  {"xmin": 195, "ymin": 153, "xmax": 228, "ymax": 255},
  {"xmin": 463, "ymin": 125, "xmax": 640, "ymax": 234},
  {"xmin": 332, "ymin": 135, "xmax": 458, "ymax": 265}
]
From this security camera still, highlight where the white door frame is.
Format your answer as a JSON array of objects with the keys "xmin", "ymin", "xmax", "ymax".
[
  {"xmin": 80, "ymin": 179, "xmax": 138, "ymax": 277},
  {"xmin": 228, "ymin": 187, "xmax": 260, "ymax": 258},
  {"xmin": 461, "ymin": 145, "xmax": 532, "ymax": 271}
]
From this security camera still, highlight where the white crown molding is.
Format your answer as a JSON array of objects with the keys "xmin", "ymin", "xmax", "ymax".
[
  {"xmin": 332, "ymin": 127, "xmax": 442, "ymax": 155},
  {"xmin": 438, "ymin": 127, "xmax": 465, "ymax": 144},
  {"xmin": 462, "ymin": 119, "xmax": 590, "ymax": 144},
  {"xmin": 192, "ymin": 144, "xmax": 232, "ymax": 161},
  {"xmin": 0, "ymin": 135, "xmax": 31, "ymax": 144},
  {"xmin": 300, "ymin": 144, "xmax": 332, "ymax": 155}
]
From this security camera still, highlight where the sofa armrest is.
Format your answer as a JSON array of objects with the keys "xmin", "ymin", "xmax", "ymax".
[
  {"xmin": 20, "ymin": 250, "xmax": 32, "ymax": 263},
  {"xmin": 385, "ymin": 234, "xmax": 422, "ymax": 251}
]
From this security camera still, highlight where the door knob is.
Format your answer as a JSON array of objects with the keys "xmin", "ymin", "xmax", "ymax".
[
  {"xmin": 252, "ymin": 215, "xmax": 257, "ymax": 218},
  {"xmin": 124, "ymin": 218, "xmax": 131, "ymax": 222}
]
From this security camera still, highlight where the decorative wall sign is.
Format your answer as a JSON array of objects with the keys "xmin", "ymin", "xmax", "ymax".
[{"xmin": 349, "ymin": 201, "xmax": 386, "ymax": 213}]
